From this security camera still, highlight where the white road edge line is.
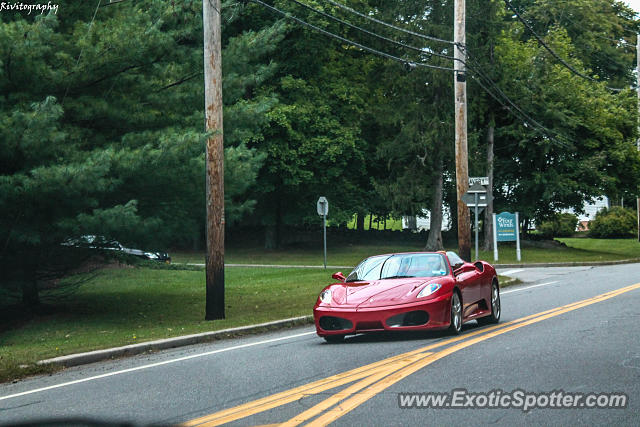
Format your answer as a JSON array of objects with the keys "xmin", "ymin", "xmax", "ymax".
[
  {"xmin": 502, "ymin": 281, "xmax": 559, "ymax": 295},
  {"xmin": 499, "ymin": 269, "xmax": 525, "ymax": 275},
  {"xmin": 0, "ymin": 280, "xmax": 562, "ymax": 401},
  {"xmin": 0, "ymin": 331, "xmax": 316, "ymax": 402}
]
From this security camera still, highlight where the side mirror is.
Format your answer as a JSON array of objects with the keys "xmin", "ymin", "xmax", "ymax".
[
  {"xmin": 332, "ymin": 272, "xmax": 346, "ymax": 282},
  {"xmin": 452, "ymin": 262, "xmax": 464, "ymax": 274}
]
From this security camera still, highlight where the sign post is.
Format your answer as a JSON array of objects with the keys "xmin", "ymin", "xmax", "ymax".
[
  {"xmin": 461, "ymin": 183, "xmax": 491, "ymax": 261},
  {"xmin": 493, "ymin": 211, "xmax": 521, "ymax": 261},
  {"xmin": 317, "ymin": 197, "xmax": 329, "ymax": 268}
]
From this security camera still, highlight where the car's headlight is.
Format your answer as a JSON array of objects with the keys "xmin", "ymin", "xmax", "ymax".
[
  {"xmin": 417, "ymin": 283, "xmax": 441, "ymax": 298},
  {"xmin": 319, "ymin": 289, "xmax": 332, "ymax": 304}
]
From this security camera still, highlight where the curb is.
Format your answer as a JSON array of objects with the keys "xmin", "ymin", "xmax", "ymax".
[
  {"xmin": 499, "ymin": 278, "xmax": 518, "ymax": 287},
  {"xmin": 37, "ymin": 315, "xmax": 314, "ymax": 368},
  {"xmin": 494, "ymin": 258, "xmax": 640, "ymax": 268}
]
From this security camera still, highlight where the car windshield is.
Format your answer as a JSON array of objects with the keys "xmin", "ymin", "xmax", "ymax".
[{"xmin": 346, "ymin": 253, "xmax": 448, "ymax": 282}]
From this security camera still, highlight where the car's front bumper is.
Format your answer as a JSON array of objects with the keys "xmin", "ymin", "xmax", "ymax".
[{"xmin": 313, "ymin": 293, "xmax": 452, "ymax": 337}]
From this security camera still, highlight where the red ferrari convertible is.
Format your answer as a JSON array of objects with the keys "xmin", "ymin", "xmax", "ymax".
[{"xmin": 313, "ymin": 251, "xmax": 500, "ymax": 342}]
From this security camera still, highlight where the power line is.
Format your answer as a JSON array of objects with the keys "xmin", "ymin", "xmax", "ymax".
[
  {"xmin": 314, "ymin": 0, "xmax": 604, "ymax": 146},
  {"xmin": 250, "ymin": 0, "xmax": 455, "ymax": 72},
  {"xmin": 62, "ymin": 0, "xmax": 103, "ymax": 104},
  {"xmin": 462, "ymin": 48, "xmax": 573, "ymax": 148},
  {"xmin": 503, "ymin": 0, "xmax": 626, "ymax": 92},
  {"xmin": 252, "ymin": 0, "xmax": 573, "ymax": 148},
  {"xmin": 251, "ymin": 0, "xmax": 575, "ymax": 147},
  {"xmin": 546, "ymin": 8, "xmax": 636, "ymax": 52},
  {"xmin": 284, "ymin": 0, "xmax": 457, "ymax": 63},
  {"xmin": 321, "ymin": 0, "xmax": 459, "ymax": 47}
]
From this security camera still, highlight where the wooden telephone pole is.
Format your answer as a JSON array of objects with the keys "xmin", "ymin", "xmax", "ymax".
[
  {"xmin": 454, "ymin": 0, "xmax": 471, "ymax": 260},
  {"xmin": 204, "ymin": 0, "xmax": 225, "ymax": 320},
  {"xmin": 636, "ymin": 33, "xmax": 640, "ymax": 242}
]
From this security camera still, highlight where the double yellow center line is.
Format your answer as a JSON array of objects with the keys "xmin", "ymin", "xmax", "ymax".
[{"xmin": 183, "ymin": 282, "xmax": 640, "ymax": 427}]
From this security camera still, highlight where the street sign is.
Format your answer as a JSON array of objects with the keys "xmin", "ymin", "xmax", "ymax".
[
  {"xmin": 469, "ymin": 176, "xmax": 489, "ymax": 186},
  {"xmin": 461, "ymin": 183, "xmax": 493, "ymax": 261},
  {"xmin": 317, "ymin": 196, "xmax": 328, "ymax": 268},
  {"xmin": 317, "ymin": 197, "xmax": 328, "ymax": 216},
  {"xmin": 496, "ymin": 212, "xmax": 517, "ymax": 242},
  {"xmin": 461, "ymin": 186, "xmax": 492, "ymax": 208},
  {"xmin": 493, "ymin": 212, "xmax": 521, "ymax": 262},
  {"xmin": 467, "ymin": 183, "xmax": 486, "ymax": 193}
]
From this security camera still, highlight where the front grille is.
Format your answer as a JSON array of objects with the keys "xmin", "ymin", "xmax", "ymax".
[
  {"xmin": 319, "ymin": 316, "xmax": 353, "ymax": 331},
  {"xmin": 386, "ymin": 310, "xmax": 429, "ymax": 327}
]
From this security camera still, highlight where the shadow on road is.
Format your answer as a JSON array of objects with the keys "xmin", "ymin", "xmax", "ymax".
[{"xmin": 323, "ymin": 322, "xmax": 482, "ymax": 345}]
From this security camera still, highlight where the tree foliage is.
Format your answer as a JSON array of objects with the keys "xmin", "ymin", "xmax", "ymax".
[
  {"xmin": 2, "ymin": 0, "xmax": 640, "ymax": 306},
  {"xmin": 589, "ymin": 206, "xmax": 638, "ymax": 238}
]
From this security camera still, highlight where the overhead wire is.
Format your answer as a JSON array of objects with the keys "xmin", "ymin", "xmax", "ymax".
[
  {"xmin": 461, "ymin": 47, "xmax": 573, "ymax": 148},
  {"xmin": 503, "ymin": 0, "xmax": 626, "ymax": 92},
  {"xmin": 321, "ymin": 0, "xmax": 459, "ymax": 47},
  {"xmin": 252, "ymin": 0, "xmax": 574, "ymax": 147},
  {"xmin": 249, "ymin": 0, "xmax": 455, "ymax": 72},
  {"xmin": 62, "ymin": 0, "xmax": 103, "ymax": 104},
  {"xmin": 283, "ymin": 0, "xmax": 457, "ymax": 63}
]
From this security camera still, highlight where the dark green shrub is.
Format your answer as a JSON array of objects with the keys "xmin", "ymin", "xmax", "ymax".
[
  {"xmin": 537, "ymin": 213, "xmax": 578, "ymax": 238},
  {"xmin": 588, "ymin": 207, "xmax": 638, "ymax": 238}
]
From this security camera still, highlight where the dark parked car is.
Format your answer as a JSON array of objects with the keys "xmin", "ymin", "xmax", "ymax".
[{"xmin": 63, "ymin": 235, "xmax": 171, "ymax": 263}]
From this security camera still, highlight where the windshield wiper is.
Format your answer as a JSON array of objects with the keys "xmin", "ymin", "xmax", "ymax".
[{"xmin": 382, "ymin": 275, "xmax": 413, "ymax": 279}]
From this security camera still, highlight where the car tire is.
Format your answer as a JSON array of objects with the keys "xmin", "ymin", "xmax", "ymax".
[
  {"xmin": 478, "ymin": 280, "xmax": 500, "ymax": 326},
  {"xmin": 324, "ymin": 335, "xmax": 345, "ymax": 343},
  {"xmin": 448, "ymin": 291, "xmax": 462, "ymax": 335}
]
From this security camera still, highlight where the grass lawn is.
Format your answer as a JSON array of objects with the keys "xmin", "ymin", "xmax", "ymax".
[
  {"xmin": 172, "ymin": 238, "xmax": 640, "ymax": 266},
  {"xmin": 171, "ymin": 242, "xmax": 426, "ymax": 265},
  {"xmin": 0, "ymin": 267, "xmax": 331, "ymax": 383},
  {"xmin": 556, "ymin": 237, "xmax": 640, "ymax": 259}
]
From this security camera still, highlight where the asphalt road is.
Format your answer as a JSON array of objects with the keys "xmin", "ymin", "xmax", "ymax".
[{"xmin": 1, "ymin": 264, "xmax": 639, "ymax": 426}]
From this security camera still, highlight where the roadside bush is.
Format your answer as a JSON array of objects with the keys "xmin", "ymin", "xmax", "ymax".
[
  {"xmin": 537, "ymin": 213, "xmax": 578, "ymax": 238},
  {"xmin": 588, "ymin": 207, "xmax": 638, "ymax": 238}
]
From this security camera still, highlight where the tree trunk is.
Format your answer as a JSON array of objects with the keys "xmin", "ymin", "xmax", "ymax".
[
  {"xmin": 406, "ymin": 216, "xmax": 417, "ymax": 231},
  {"xmin": 356, "ymin": 213, "xmax": 365, "ymax": 231},
  {"xmin": 425, "ymin": 149, "xmax": 444, "ymax": 251},
  {"xmin": 483, "ymin": 122, "xmax": 495, "ymax": 251},
  {"xmin": 264, "ymin": 225, "xmax": 277, "ymax": 249},
  {"xmin": 22, "ymin": 280, "xmax": 40, "ymax": 307},
  {"xmin": 275, "ymin": 196, "xmax": 282, "ymax": 247}
]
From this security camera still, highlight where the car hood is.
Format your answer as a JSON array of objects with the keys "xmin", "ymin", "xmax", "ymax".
[{"xmin": 332, "ymin": 278, "xmax": 444, "ymax": 308}]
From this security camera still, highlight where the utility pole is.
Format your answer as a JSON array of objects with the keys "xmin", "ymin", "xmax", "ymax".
[
  {"xmin": 636, "ymin": 33, "xmax": 640, "ymax": 242},
  {"xmin": 484, "ymin": 119, "xmax": 495, "ymax": 251},
  {"xmin": 204, "ymin": 0, "xmax": 225, "ymax": 320},
  {"xmin": 454, "ymin": 0, "xmax": 471, "ymax": 260}
]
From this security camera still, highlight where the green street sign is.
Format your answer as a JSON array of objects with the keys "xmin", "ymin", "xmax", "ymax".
[{"xmin": 496, "ymin": 212, "xmax": 517, "ymax": 242}]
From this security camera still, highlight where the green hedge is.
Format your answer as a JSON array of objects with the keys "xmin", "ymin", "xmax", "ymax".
[
  {"xmin": 589, "ymin": 207, "xmax": 638, "ymax": 238},
  {"xmin": 538, "ymin": 213, "xmax": 578, "ymax": 238}
]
